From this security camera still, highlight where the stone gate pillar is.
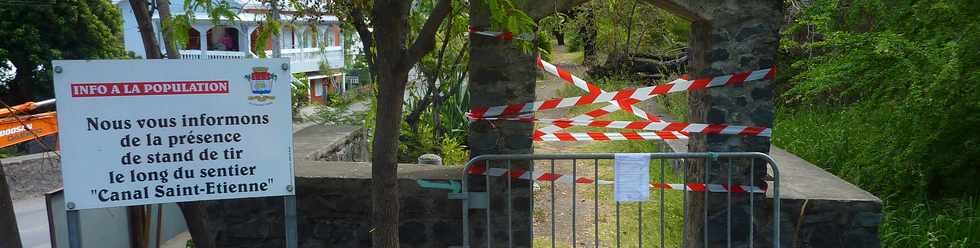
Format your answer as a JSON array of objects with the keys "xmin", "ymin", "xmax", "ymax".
[
  {"xmin": 466, "ymin": 0, "xmax": 537, "ymax": 246},
  {"xmin": 645, "ymin": 0, "xmax": 783, "ymax": 247}
]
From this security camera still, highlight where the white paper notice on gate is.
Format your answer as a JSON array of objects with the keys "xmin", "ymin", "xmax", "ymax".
[
  {"xmin": 614, "ymin": 153, "xmax": 651, "ymax": 202},
  {"xmin": 53, "ymin": 59, "xmax": 294, "ymax": 210}
]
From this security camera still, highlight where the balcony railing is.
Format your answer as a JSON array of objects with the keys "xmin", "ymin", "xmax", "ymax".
[
  {"xmin": 178, "ymin": 50, "xmax": 248, "ymax": 60},
  {"xmin": 178, "ymin": 47, "xmax": 342, "ymax": 73}
]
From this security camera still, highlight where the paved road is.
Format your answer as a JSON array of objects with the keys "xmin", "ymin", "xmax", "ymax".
[{"xmin": 14, "ymin": 197, "xmax": 51, "ymax": 248}]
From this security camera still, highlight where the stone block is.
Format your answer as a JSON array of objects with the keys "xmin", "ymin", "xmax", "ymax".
[{"xmin": 204, "ymin": 161, "xmax": 465, "ymax": 247}]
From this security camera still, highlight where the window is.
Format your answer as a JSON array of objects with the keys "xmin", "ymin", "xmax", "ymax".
[
  {"xmin": 325, "ymin": 30, "xmax": 335, "ymax": 47},
  {"xmin": 313, "ymin": 79, "xmax": 322, "ymax": 96}
]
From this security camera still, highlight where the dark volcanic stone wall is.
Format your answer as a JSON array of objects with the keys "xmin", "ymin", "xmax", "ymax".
[{"xmin": 204, "ymin": 168, "xmax": 463, "ymax": 248}]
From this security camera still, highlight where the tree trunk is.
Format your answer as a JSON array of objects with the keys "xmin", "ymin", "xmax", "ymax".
[
  {"xmin": 624, "ymin": 0, "xmax": 638, "ymax": 57},
  {"xmin": 579, "ymin": 7, "xmax": 597, "ymax": 66},
  {"xmin": 176, "ymin": 202, "xmax": 214, "ymax": 248},
  {"xmin": 0, "ymin": 161, "xmax": 23, "ymax": 248},
  {"xmin": 129, "ymin": 0, "xmax": 161, "ymax": 59},
  {"xmin": 270, "ymin": 0, "xmax": 281, "ymax": 58},
  {"xmin": 157, "ymin": 0, "xmax": 179, "ymax": 59},
  {"xmin": 349, "ymin": 8, "xmax": 377, "ymax": 84},
  {"xmin": 370, "ymin": 74, "xmax": 407, "ymax": 247},
  {"xmin": 369, "ymin": 2, "xmax": 412, "ymax": 246},
  {"xmin": 129, "ymin": 1, "xmax": 215, "ymax": 247},
  {"xmin": 126, "ymin": 2, "xmax": 157, "ymax": 246},
  {"xmin": 367, "ymin": 0, "xmax": 452, "ymax": 246},
  {"xmin": 553, "ymin": 31, "xmax": 565, "ymax": 46}
]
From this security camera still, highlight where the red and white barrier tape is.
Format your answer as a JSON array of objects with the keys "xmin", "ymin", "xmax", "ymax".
[
  {"xmin": 534, "ymin": 57, "xmax": 667, "ymax": 134},
  {"xmin": 533, "ymin": 131, "xmax": 689, "ymax": 141},
  {"xmin": 536, "ymin": 57, "xmax": 603, "ymax": 95},
  {"xmin": 485, "ymin": 118, "xmax": 770, "ymax": 137},
  {"xmin": 468, "ymin": 27, "xmax": 533, "ymax": 41},
  {"xmin": 649, "ymin": 182, "xmax": 766, "ymax": 193},
  {"xmin": 536, "ymin": 98, "xmax": 670, "ymax": 133},
  {"xmin": 469, "ymin": 67, "xmax": 776, "ymax": 118},
  {"xmin": 468, "ymin": 164, "xmax": 766, "ymax": 193}
]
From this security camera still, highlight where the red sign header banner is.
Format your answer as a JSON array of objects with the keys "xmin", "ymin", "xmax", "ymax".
[{"xmin": 70, "ymin": 80, "xmax": 229, "ymax": 97}]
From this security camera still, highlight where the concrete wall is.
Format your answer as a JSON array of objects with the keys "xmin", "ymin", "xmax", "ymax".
[
  {"xmin": 309, "ymin": 127, "xmax": 368, "ymax": 162},
  {"xmin": 2, "ymin": 152, "xmax": 62, "ymax": 201},
  {"xmin": 204, "ymin": 162, "xmax": 463, "ymax": 248},
  {"xmin": 647, "ymin": 98, "xmax": 882, "ymax": 247},
  {"xmin": 203, "ymin": 123, "xmax": 460, "ymax": 247},
  {"xmin": 764, "ymin": 148, "xmax": 882, "ymax": 248}
]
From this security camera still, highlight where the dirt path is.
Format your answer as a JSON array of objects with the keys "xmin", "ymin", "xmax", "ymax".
[{"xmin": 531, "ymin": 46, "xmax": 610, "ymax": 247}]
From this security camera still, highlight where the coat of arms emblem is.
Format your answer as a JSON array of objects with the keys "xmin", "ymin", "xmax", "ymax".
[{"xmin": 246, "ymin": 67, "xmax": 277, "ymax": 105}]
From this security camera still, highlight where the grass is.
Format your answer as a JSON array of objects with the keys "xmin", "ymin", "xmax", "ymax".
[
  {"xmin": 550, "ymin": 50, "xmax": 584, "ymax": 65},
  {"xmin": 591, "ymin": 155, "xmax": 686, "ymax": 247},
  {"xmin": 653, "ymin": 91, "xmax": 688, "ymax": 121},
  {"xmin": 554, "ymin": 74, "xmax": 690, "ymax": 123},
  {"xmin": 0, "ymin": 147, "xmax": 16, "ymax": 158},
  {"xmin": 774, "ymin": 105, "xmax": 980, "ymax": 248},
  {"xmin": 532, "ymin": 113, "xmax": 685, "ymax": 247},
  {"xmin": 535, "ymin": 62, "xmax": 686, "ymax": 247},
  {"xmin": 881, "ymin": 198, "xmax": 980, "ymax": 248}
]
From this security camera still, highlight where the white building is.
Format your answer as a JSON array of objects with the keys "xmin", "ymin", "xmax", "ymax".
[{"xmin": 113, "ymin": 0, "xmax": 351, "ymax": 103}]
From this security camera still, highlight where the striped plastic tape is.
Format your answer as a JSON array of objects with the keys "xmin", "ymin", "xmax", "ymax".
[
  {"xmin": 468, "ymin": 164, "xmax": 766, "ymax": 193},
  {"xmin": 469, "ymin": 67, "xmax": 776, "ymax": 119}
]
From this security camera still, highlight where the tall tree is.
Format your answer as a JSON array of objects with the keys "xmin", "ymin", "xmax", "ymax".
[
  {"xmin": 158, "ymin": 0, "xmax": 180, "ymax": 59},
  {"xmin": 0, "ymin": 0, "xmax": 127, "ymax": 104},
  {"xmin": 128, "ymin": 1, "xmax": 216, "ymax": 247},
  {"xmin": 0, "ymin": 161, "xmax": 21, "ymax": 248},
  {"xmin": 130, "ymin": 0, "xmax": 161, "ymax": 60},
  {"xmin": 369, "ymin": 0, "xmax": 451, "ymax": 245},
  {"xmin": 337, "ymin": 0, "xmax": 453, "ymax": 246}
]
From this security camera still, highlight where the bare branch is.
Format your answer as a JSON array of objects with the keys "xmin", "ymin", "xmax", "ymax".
[
  {"xmin": 349, "ymin": 5, "xmax": 377, "ymax": 78},
  {"xmin": 403, "ymin": 0, "xmax": 452, "ymax": 68}
]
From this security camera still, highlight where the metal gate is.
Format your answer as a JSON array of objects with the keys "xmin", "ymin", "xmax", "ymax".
[{"xmin": 451, "ymin": 152, "xmax": 780, "ymax": 248}]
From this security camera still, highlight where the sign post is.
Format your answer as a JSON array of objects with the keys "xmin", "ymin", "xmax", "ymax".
[{"xmin": 53, "ymin": 59, "xmax": 296, "ymax": 247}]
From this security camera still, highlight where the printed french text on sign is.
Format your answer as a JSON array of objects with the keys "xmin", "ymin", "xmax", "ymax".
[{"xmin": 53, "ymin": 59, "xmax": 294, "ymax": 210}]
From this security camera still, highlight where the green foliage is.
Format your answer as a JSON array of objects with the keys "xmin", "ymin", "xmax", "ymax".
[
  {"xmin": 312, "ymin": 93, "xmax": 368, "ymax": 126},
  {"xmin": 564, "ymin": 0, "xmax": 688, "ymax": 57},
  {"xmin": 440, "ymin": 136, "xmax": 468, "ymax": 166},
  {"xmin": 775, "ymin": 1, "xmax": 980, "ymax": 247},
  {"xmin": 0, "ymin": 0, "xmax": 128, "ymax": 102},
  {"xmin": 0, "ymin": 147, "xmax": 16, "ymax": 159},
  {"xmin": 172, "ymin": 0, "xmax": 240, "ymax": 48},
  {"xmin": 779, "ymin": 0, "xmax": 980, "ymax": 199},
  {"xmin": 290, "ymin": 74, "xmax": 310, "ymax": 117},
  {"xmin": 880, "ymin": 198, "xmax": 980, "ymax": 248},
  {"xmin": 398, "ymin": 77, "xmax": 471, "ymax": 165},
  {"xmin": 484, "ymin": 0, "xmax": 536, "ymax": 52}
]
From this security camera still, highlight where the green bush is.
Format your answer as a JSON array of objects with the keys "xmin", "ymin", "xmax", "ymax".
[
  {"xmin": 881, "ymin": 198, "xmax": 980, "ymax": 248},
  {"xmin": 780, "ymin": 0, "xmax": 980, "ymax": 199},
  {"xmin": 774, "ymin": 1, "xmax": 980, "ymax": 246},
  {"xmin": 290, "ymin": 77, "xmax": 310, "ymax": 118}
]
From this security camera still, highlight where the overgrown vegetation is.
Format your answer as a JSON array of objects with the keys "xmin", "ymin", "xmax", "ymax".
[
  {"xmin": 290, "ymin": 74, "xmax": 311, "ymax": 118},
  {"xmin": 775, "ymin": 0, "xmax": 980, "ymax": 247},
  {"xmin": 309, "ymin": 84, "xmax": 371, "ymax": 125},
  {"xmin": 550, "ymin": 0, "xmax": 980, "ymax": 246}
]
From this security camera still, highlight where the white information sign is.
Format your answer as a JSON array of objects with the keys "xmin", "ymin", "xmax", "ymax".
[
  {"xmin": 53, "ymin": 59, "xmax": 294, "ymax": 210},
  {"xmin": 614, "ymin": 153, "xmax": 651, "ymax": 202}
]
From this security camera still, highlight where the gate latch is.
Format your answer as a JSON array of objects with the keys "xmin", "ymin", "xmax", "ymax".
[
  {"xmin": 416, "ymin": 179, "xmax": 461, "ymax": 193},
  {"xmin": 447, "ymin": 192, "xmax": 488, "ymax": 210}
]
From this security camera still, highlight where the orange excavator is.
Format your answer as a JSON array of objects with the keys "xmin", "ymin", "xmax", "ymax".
[{"xmin": 0, "ymin": 99, "xmax": 58, "ymax": 149}]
